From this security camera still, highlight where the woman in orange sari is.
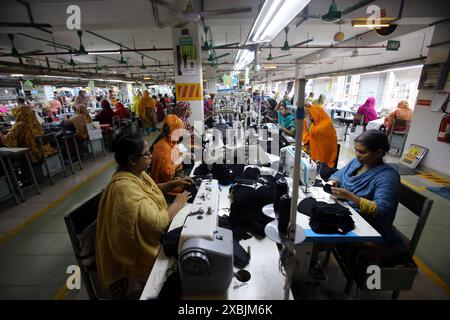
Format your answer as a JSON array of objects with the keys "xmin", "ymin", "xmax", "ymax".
[
  {"xmin": 384, "ymin": 100, "xmax": 413, "ymax": 135},
  {"xmin": 303, "ymin": 104, "xmax": 338, "ymax": 168},
  {"xmin": 150, "ymin": 114, "xmax": 187, "ymax": 193}
]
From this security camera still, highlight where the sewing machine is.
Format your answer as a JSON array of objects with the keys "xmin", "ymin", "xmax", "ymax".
[
  {"xmin": 280, "ymin": 146, "xmax": 317, "ymax": 191},
  {"xmin": 178, "ymin": 179, "xmax": 234, "ymax": 294}
]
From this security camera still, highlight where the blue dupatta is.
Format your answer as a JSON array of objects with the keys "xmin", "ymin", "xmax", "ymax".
[
  {"xmin": 277, "ymin": 109, "xmax": 295, "ymax": 130},
  {"xmin": 330, "ymin": 158, "xmax": 400, "ymax": 240}
]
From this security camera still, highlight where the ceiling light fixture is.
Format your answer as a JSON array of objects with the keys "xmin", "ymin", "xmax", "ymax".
[
  {"xmin": 88, "ymin": 51, "xmax": 120, "ymax": 55},
  {"xmin": 247, "ymin": 0, "xmax": 311, "ymax": 44}
]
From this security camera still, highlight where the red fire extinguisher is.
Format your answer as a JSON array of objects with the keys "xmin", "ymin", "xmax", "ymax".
[{"xmin": 438, "ymin": 114, "xmax": 450, "ymax": 143}]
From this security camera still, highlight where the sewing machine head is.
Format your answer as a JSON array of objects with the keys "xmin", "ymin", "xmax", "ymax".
[
  {"xmin": 178, "ymin": 179, "xmax": 234, "ymax": 294},
  {"xmin": 280, "ymin": 146, "xmax": 317, "ymax": 187}
]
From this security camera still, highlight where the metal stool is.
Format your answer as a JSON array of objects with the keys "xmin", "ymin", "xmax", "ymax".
[
  {"xmin": 0, "ymin": 155, "xmax": 19, "ymax": 204},
  {"xmin": 58, "ymin": 132, "xmax": 83, "ymax": 174},
  {"xmin": 0, "ymin": 147, "xmax": 40, "ymax": 202}
]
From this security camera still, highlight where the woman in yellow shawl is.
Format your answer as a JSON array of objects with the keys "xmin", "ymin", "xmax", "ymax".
[
  {"xmin": 150, "ymin": 114, "xmax": 188, "ymax": 193},
  {"xmin": 138, "ymin": 90, "xmax": 157, "ymax": 134},
  {"xmin": 65, "ymin": 104, "xmax": 92, "ymax": 139},
  {"xmin": 96, "ymin": 134, "xmax": 192, "ymax": 298},
  {"xmin": 303, "ymin": 104, "xmax": 338, "ymax": 168},
  {"xmin": 131, "ymin": 91, "xmax": 142, "ymax": 114},
  {"xmin": 0, "ymin": 105, "xmax": 55, "ymax": 163}
]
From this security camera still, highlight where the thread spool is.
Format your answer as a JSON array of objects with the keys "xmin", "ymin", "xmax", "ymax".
[
  {"xmin": 273, "ymin": 177, "xmax": 288, "ymax": 216},
  {"xmin": 278, "ymin": 194, "xmax": 291, "ymax": 237}
]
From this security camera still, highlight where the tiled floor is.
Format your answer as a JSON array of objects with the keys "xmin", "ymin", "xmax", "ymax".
[{"xmin": 0, "ymin": 133, "xmax": 448, "ymax": 300}]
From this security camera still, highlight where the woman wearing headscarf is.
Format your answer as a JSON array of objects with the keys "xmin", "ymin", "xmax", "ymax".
[
  {"xmin": 131, "ymin": 91, "xmax": 142, "ymax": 114},
  {"xmin": 114, "ymin": 100, "xmax": 130, "ymax": 120},
  {"xmin": 0, "ymin": 106, "xmax": 55, "ymax": 163},
  {"xmin": 384, "ymin": 100, "xmax": 413, "ymax": 135},
  {"xmin": 138, "ymin": 90, "xmax": 157, "ymax": 134},
  {"xmin": 171, "ymin": 101, "xmax": 193, "ymax": 133},
  {"xmin": 277, "ymin": 103, "xmax": 296, "ymax": 137},
  {"xmin": 303, "ymin": 104, "xmax": 338, "ymax": 168},
  {"xmin": 95, "ymin": 100, "xmax": 115, "ymax": 125},
  {"xmin": 150, "ymin": 115, "xmax": 187, "ymax": 193},
  {"xmin": 96, "ymin": 134, "xmax": 192, "ymax": 298},
  {"xmin": 65, "ymin": 104, "xmax": 92, "ymax": 140},
  {"xmin": 356, "ymin": 97, "xmax": 378, "ymax": 124},
  {"xmin": 74, "ymin": 90, "xmax": 90, "ymax": 108}
]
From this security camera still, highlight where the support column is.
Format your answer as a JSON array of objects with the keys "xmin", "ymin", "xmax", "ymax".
[
  {"xmin": 172, "ymin": 23, "xmax": 204, "ymax": 123},
  {"xmin": 204, "ymin": 68, "xmax": 217, "ymax": 94}
]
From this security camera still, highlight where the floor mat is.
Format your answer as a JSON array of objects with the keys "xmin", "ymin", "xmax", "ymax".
[{"xmin": 426, "ymin": 187, "xmax": 450, "ymax": 201}]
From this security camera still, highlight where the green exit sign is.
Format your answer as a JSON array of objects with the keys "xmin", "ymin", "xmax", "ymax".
[{"xmin": 387, "ymin": 40, "xmax": 401, "ymax": 51}]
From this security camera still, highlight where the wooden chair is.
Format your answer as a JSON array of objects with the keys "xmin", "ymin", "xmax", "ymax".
[{"xmin": 332, "ymin": 183, "xmax": 433, "ymax": 299}]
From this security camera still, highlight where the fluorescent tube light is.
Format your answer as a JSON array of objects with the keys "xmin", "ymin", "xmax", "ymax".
[
  {"xmin": 352, "ymin": 24, "xmax": 390, "ymax": 28},
  {"xmin": 88, "ymin": 51, "xmax": 120, "ymax": 55},
  {"xmin": 11, "ymin": 74, "xmax": 24, "ymax": 77},
  {"xmin": 247, "ymin": 0, "xmax": 311, "ymax": 44}
]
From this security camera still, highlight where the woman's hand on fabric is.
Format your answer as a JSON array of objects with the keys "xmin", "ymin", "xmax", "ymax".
[
  {"xmin": 177, "ymin": 176, "xmax": 194, "ymax": 186},
  {"xmin": 328, "ymin": 179, "xmax": 340, "ymax": 187},
  {"xmin": 331, "ymin": 187, "xmax": 359, "ymax": 204}
]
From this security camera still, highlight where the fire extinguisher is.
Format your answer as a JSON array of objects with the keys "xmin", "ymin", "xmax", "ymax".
[{"xmin": 438, "ymin": 114, "xmax": 450, "ymax": 143}]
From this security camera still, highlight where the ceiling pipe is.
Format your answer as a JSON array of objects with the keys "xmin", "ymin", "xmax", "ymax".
[
  {"xmin": 85, "ymin": 30, "xmax": 161, "ymax": 63},
  {"xmin": 305, "ymin": 57, "xmax": 425, "ymax": 79},
  {"xmin": 16, "ymin": 0, "xmax": 53, "ymax": 34},
  {"xmin": 10, "ymin": 45, "xmax": 385, "ymax": 57}
]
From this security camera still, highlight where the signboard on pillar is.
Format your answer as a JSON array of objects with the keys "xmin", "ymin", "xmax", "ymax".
[
  {"xmin": 176, "ymin": 83, "xmax": 202, "ymax": 101},
  {"xmin": 173, "ymin": 24, "xmax": 204, "ymax": 123}
]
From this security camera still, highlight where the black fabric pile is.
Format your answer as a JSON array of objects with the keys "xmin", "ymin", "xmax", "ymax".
[
  {"xmin": 192, "ymin": 163, "xmax": 245, "ymax": 185},
  {"xmin": 297, "ymin": 197, "xmax": 355, "ymax": 234}
]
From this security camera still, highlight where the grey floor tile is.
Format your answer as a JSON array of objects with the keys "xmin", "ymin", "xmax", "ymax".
[
  {"xmin": 0, "ymin": 233, "xmax": 62, "ymax": 256},
  {"xmin": 0, "ymin": 255, "xmax": 40, "ymax": 286},
  {"xmin": 23, "ymin": 215, "xmax": 67, "ymax": 233},
  {"xmin": 10, "ymin": 254, "xmax": 72, "ymax": 286},
  {"xmin": 0, "ymin": 217, "xmax": 28, "ymax": 234},
  {"xmin": 0, "ymin": 285, "xmax": 62, "ymax": 300},
  {"xmin": 43, "ymin": 233, "xmax": 74, "ymax": 255}
]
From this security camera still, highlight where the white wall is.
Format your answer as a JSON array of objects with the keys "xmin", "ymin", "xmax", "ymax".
[
  {"xmin": 357, "ymin": 74, "xmax": 381, "ymax": 108},
  {"xmin": 404, "ymin": 21, "xmax": 450, "ymax": 176}
]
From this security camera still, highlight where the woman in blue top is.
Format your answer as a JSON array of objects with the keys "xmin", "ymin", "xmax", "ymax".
[
  {"xmin": 329, "ymin": 129, "xmax": 400, "ymax": 240},
  {"xmin": 277, "ymin": 103, "xmax": 296, "ymax": 137}
]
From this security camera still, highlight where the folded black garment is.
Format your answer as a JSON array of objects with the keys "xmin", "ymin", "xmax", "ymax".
[
  {"xmin": 218, "ymin": 215, "xmax": 252, "ymax": 241},
  {"xmin": 230, "ymin": 184, "xmax": 274, "ymax": 238},
  {"xmin": 297, "ymin": 197, "xmax": 355, "ymax": 234},
  {"xmin": 233, "ymin": 242, "xmax": 250, "ymax": 268},
  {"xmin": 211, "ymin": 163, "xmax": 235, "ymax": 185},
  {"xmin": 193, "ymin": 163, "xmax": 210, "ymax": 176},
  {"xmin": 158, "ymin": 271, "xmax": 181, "ymax": 300},
  {"xmin": 242, "ymin": 167, "xmax": 261, "ymax": 180},
  {"xmin": 160, "ymin": 227, "xmax": 183, "ymax": 258}
]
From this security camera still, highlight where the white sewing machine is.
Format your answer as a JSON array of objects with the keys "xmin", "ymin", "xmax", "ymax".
[
  {"xmin": 178, "ymin": 179, "xmax": 234, "ymax": 294},
  {"xmin": 280, "ymin": 145, "xmax": 318, "ymax": 192}
]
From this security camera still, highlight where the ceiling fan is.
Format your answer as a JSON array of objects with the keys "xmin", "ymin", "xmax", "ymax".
[
  {"xmin": 118, "ymin": 48, "xmax": 130, "ymax": 64},
  {"xmin": 298, "ymin": 0, "xmax": 373, "ymax": 25},
  {"xmin": 0, "ymin": 34, "xmax": 42, "ymax": 64},
  {"xmin": 152, "ymin": 0, "xmax": 252, "ymax": 27},
  {"xmin": 336, "ymin": 38, "xmax": 383, "ymax": 58},
  {"xmin": 266, "ymin": 44, "xmax": 291, "ymax": 61},
  {"xmin": 280, "ymin": 27, "xmax": 314, "ymax": 51}
]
